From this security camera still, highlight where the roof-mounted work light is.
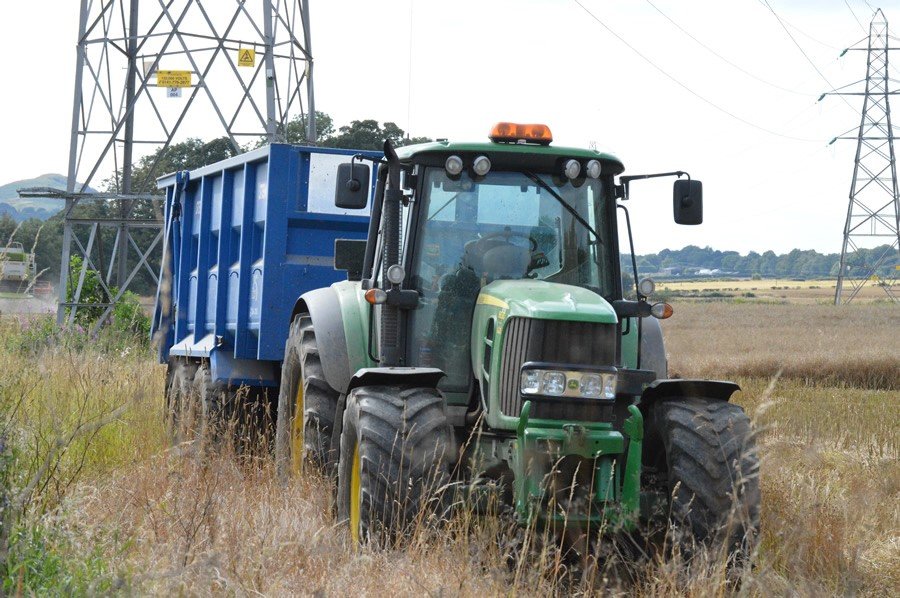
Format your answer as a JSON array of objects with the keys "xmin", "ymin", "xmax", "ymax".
[{"xmin": 489, "ymin": 122, "xmax": 553, "ymax": 145}]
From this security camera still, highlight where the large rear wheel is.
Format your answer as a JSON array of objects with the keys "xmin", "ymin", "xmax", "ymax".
[
  {"xmin": 337, "ymin": 386, "xmax": 452, "ymax": 545},
  {"xmin": 275, "ymin": 314, "xmax": 340, "ymax": 480},
  {"xmin": 649, "ymin": 398, "xmax": 760, "ymax": 563}
]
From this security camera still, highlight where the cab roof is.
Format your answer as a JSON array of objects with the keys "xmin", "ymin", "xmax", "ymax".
[{"xmin": 395, "ymin": 139, "xmax": 625, "ymax": 176}]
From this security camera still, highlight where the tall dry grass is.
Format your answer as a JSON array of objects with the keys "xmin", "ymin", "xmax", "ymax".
[
  {"xmin": 1, "ymin": 304, "xmax": 897, "ymax": 595},
  {"xmin": 663, "ymin": 302, "xmax": 900, "ymax": 389}
]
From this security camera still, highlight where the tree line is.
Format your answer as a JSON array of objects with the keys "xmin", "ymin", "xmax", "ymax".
[
  {"xmin": 1, "ymin": 113, "xmax": 429, "ymax": 295},
  {"xmin": 627, "ymin": 244, "xmax": 898, "ymax": 279}
]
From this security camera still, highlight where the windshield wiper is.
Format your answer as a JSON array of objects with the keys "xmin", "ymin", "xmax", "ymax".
[
  {"xmin": 522, "ymin": 172, "xmax": 602, "ymax": 244},
  {"xmin": 427, "ymin": 191, "xmax": 462, "ymax": 221}
]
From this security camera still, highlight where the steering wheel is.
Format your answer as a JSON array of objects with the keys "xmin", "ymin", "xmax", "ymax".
[{"xmin": 470, "ymin": 230, "xmax": 538, "ymax": 253}]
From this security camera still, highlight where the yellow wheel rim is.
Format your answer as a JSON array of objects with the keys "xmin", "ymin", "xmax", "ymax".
[
  {"xmin": 350, "ymin": 441, "xmax": 361, "ymax": 545},
  {"xmin": 290, "ymin": 380, "xmax": 304, "ymax": 475}
]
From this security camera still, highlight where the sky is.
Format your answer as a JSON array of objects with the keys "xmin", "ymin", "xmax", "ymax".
[{"xmin": 0, "ymin": 0, "xmax": 897, "ymax": 255}]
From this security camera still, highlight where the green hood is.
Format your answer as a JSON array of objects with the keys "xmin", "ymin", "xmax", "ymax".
[{"xmin": 477, "ymin": 280, "xmax": 618, "ymax": 325}]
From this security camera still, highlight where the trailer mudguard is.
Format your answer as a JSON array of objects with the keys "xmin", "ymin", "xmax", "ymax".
[{"xmin": 638, "ymin": 379, "xmax": 740, "ymax": 408}]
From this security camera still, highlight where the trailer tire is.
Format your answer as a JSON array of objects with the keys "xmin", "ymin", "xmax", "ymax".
[
  {"xmin": 336, "ymin": 386, "xmax": 452, "ymax": 545},
  {"xmin": 649, "ymin": 398, "xmax": 760, "ymax": 563},
  {"xmin": 275, "ymin": 314, "xmax": 340, "ymax": 481},
  {"xmin": 164, "ymin": 359, "xmax": 198, "ymax": 445},
  {"xmin": 193, "ymin": 364, "xmax": 227, "ymax": 446}
]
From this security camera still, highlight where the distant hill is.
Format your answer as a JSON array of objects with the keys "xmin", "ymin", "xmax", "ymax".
[{"xmin": 0, "ymin": 174, "xmax": 96, "ymax": 222}]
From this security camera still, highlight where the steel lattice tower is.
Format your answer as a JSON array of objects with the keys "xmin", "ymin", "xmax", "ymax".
[
  {"xmin": 22, "ymin": 0, "xmax": 315, "ymax": 325},
  {"xmin": 828, "ymin": 9, "xmax": 900, "ymax": 304}
]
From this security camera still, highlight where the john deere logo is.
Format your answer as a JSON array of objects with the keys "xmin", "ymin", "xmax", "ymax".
[{"xmin": 567, "ymin": 379, "xmax": 579, "ymax": 390}]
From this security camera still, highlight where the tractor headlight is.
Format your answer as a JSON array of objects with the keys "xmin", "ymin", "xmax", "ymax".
[
  {"xmin": 520, "ymin": 368, "xmax": 617, "ymax": 400},
  {"xmin": 473, "ymin": 155, "xmax": 492, "ymax": 176},
  {"xmin": 542, "ymin": 371, "xmax": 567, "ymax": 395},
  {"xmin": 579, "ymin": 373, "xmax": 617, "ymax": 400},
  {"xmin": 521, "ymin": 369, "xmax": 542, "ymax": 394},
  {"xmin": 564, "ymin": 159, "xmax": 581, "ymax": 179},
  {"xmin": 445, "ymin": 155, "xmax": 463, "ymax": 176}
]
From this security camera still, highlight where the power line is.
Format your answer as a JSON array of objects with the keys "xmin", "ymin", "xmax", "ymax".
[
  {"xmin": 571, "ymin": 0, "xmax": 821, "ymax": 142},
  {"xmin": 760, "ymin": 0, "xmax": 858, "ymax": 113},
  {"xmin": 644, "ymin": 0, "xmax": 813, "ymax": 96},
  {"xmin": 755, "ymin": 0, "xmax": 842, "ymax": 51},
  {"xmin": 843, "ymin": 0, "xmax": 868, "ymax": 36}
]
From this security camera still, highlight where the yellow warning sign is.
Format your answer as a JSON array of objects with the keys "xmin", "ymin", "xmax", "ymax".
[
  {"xmin": 238, "ymin": 48, "xmax": 256, "ymax": 67},
  {"xmin": 156, "ymin": 70, "xmax": 192, "ymax": 88}
]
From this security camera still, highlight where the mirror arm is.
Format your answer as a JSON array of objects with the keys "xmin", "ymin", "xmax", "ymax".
[
  {"xmin": 617, "ymin": 170, "xmax": 690, "ymax": 200},
  {"xmin": 616, "ymin": 203, "xmax": 642, "ymax": 300}
]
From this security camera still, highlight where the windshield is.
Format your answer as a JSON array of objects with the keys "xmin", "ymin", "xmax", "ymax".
[
  {"xmin": 412, "ymin": 168, "xmax": 614, "ymax": 294},
  {"xmin": 408, "ymin": 167, "xmax": 615, "ymax": 393}
]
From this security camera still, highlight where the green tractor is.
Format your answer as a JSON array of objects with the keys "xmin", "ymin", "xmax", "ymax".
[{"xmin": 274, "ymin": 123, "xmax": 759, "ymax": 555}]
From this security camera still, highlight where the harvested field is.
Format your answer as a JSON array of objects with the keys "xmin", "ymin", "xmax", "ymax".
[
  {"xmin": 663, "ymin": 302, "xmax": 900, "ymax": 389},
  {"xmin": 1, "ymin": 303, "xmax": 897, "ymax": 595},
  {"xmin": 657, "ymin": 278, "xmax": 895, "ymax": 304}
]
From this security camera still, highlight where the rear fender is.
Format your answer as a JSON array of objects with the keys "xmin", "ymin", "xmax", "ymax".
[{"xmin": 291, "ymin": 282, "xmax": 370, "ymax": 395}]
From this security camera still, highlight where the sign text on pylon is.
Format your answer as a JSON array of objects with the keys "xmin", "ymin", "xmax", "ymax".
[{"xmin": 238, "ymin": 48, "xmax": 256, "ymax": 67}]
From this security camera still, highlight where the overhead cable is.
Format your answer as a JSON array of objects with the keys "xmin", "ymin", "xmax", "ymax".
[
  {"xmin": 645, "ymin": 0, "xmax": 813, "ymax": 96},
  {"xmin": 755, "ymin": 0, "xmax": 842, "ymax": 50},
  {"xmin": 571, "ymin": 0, "xmax": 821, "ymax": 142},
  {"xmin": 843, "ymin": 0, "xmax": 869, "ymax": 36},
  {"xmin": 760, "ymin": 0, "xmax": 858, "ymax": 112}
]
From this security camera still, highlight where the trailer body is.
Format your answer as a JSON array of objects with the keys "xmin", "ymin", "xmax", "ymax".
[{"xmin": 153, "ymin": 144, "xmax": 380, "ymax": 388}]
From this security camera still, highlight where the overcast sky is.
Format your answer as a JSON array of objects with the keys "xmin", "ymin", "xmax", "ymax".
[{"xmin": 1, "ymin": 0, "xmax": 896, "ymax": 254}]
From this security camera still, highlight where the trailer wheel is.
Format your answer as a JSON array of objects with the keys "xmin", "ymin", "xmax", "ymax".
[
  {"xmin": 649, "ymin": 398, "xmax": 760, "ymax": 563},
  {"xmin": 164, "ymin": 359, "xmax": 198, "ymax": 444},
  {"xmin": 275, "ymin": 314, "xmax": 340, "ymax": 480},
  {"xmin": 193, "ymin": 363, "xmax": 227, "ymax": 446},
  {"xmin": 336, "ymin": 386, "xmax": 452, "ymax": 545}
]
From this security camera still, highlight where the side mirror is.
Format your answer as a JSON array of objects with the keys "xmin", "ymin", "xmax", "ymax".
[
  {"xmin": 334, "ymin": 239, "xmax": 367, "ymax": 281},
  {"xmin": 335, "ymin": 162, "xmax": 370, "ymax": 209},
  {"xmin": 673, "ymin": 179, "xmax": 702, "ymax": 225}
]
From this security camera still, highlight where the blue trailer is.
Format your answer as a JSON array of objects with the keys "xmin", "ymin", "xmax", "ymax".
[{"xmin": 152, "ymin": 143, "xmax": 380, "ymax": 395}]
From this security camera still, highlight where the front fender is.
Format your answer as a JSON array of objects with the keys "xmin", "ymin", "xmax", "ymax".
[
  {"xmin": 346, "ymin": 367, "xmax": 445, "ymax": 393},
  {"xmin": 638, "ymin": 379, "xmax": 741, "ymax": 409}
]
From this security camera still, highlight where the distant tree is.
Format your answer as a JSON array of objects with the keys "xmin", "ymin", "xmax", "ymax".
[
  {"xmin": 103, "ymin": 137, "xmax": 239, "ymax": 195},
  {"xmin": 279, "ymin": 111, "xmax": 335, "ymax": 145},
  {"xmin": 321, "ymin": 119, "xmax": 431, "ymax": 150},
  {"xmin": 273, "ymin": 112, "xmax": 431, "ymax": 150}
]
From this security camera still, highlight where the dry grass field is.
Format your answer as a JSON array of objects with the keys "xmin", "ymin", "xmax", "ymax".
[
  {"xmin": 0, "ymin": 299, "xmax": 897, "ymax": 596},
  {"xmin": 658, "ymin": 278, "xmax": 895, "ymax": 304}
]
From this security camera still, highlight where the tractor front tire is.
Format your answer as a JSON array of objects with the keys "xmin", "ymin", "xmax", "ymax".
[
  {"xmin": 275, "ymin": 314, "xmax": 340, "ymax": 481},
  {"xmin": 337, "ymin": 386, "xmax": 452, "ymax": 545},
  {"xmin": 651, "ymin": 397, "xmax": 760, "ymax": 563}
]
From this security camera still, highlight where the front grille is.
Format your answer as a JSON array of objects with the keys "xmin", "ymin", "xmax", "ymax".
[{"xmin": 498, "ymin": 317, "xmax": 617, "ymax": 418}]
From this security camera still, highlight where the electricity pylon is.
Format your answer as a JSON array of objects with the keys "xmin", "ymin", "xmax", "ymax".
[
  {"xmin": 20, "ymin": 0, "xmax": 315, "ymax": 326},
  {"xmin": 826, "ymin": 8, "xmax": 900, "ymax": 304}
]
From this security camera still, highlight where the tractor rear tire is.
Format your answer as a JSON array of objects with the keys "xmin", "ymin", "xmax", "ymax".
[
  {"xmin": 337, "ymin": 386, "xmax": 452, "ymax": 545},
  {"xmin": 275, "ymin": 314, "xmax": 340, "ymax": 481},
  {"xmin": 650, "ymin": 398, "xmax": 760, "ymax": 563}
]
